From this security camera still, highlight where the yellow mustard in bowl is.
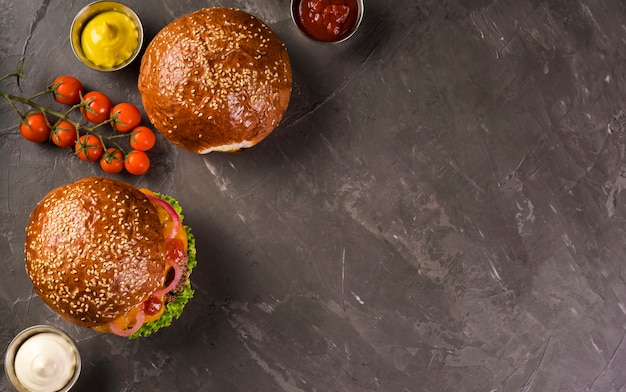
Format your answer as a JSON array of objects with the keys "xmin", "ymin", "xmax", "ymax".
[{"xmin": 81, "ymin": 11, "xmax": 138, "ymax": 68}]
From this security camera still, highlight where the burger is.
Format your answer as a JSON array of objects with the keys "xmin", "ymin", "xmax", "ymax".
[
  {"xmin": 24, "ymin": 177, "xmax": 197, "ymax": 338},
  {"xmin": 138, "ymin": 7, "xmax": 293, "ymax": 154}
]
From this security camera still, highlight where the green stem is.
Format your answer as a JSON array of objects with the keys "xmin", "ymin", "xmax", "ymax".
[
  {"xmin": 64, "ymin": 103, "xmax": 82, "ymax": 117},
  {"xmin": 81, "ymin": 118, "xmax": 113, "ymax": 133},
  {"xmin": 27, "ymin": 88, "xmax": 53, "ymax": 101},
  {"xmin": 1, "ymin": 90, "xmax": 69, "ymax": 122},
  {"xmin": 107, "ymin": 133, "xmax": 131, "ymax": 139},
  {"xmin": 2, "ymin": 94, "xmax": 25, "ymax": 118},
  {"xmin": 0, "ymin": 72, "xmax": 21, "ymax": 84},
  {"xmin": 109, "ymin": 139, "xmax": 125, "ymax": 152}
]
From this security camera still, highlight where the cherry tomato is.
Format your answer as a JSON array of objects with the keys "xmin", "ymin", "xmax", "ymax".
[
  {"xmin": 111, "ymin": 103, "xmax": 141, "ymax": 133},
  {"xmin": 19, "ymin": 112, "xmax": 51, "ymax": 143},
  {"xmin": 52, "ymin": 76, "xmax": 84, "ymax": 105},
  {"xmin": 51, "ymin": 120, "xmax": 77, "ymax": 148},
  {"xmin": 100, "ymin": 147, "xmax": 125, "ymax": 174},
  {"xmin": 81, "ymin": 91, "xmax": 112, "ymax": 124},
  {"xmin": 75, "ymin": 134, "xmax": 104, "ymax": 162},
  {"xmin": 129, "ymin": 126, "xmax": 156, "ymax": 151},
  {"xmin": 124, "ymin": 149, "xmax": 150, "ymax": 175}
]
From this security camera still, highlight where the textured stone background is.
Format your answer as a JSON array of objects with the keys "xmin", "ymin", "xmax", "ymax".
[{"xmin": 1, "ymin": 0, "xmax": 626, "ymax": 391}]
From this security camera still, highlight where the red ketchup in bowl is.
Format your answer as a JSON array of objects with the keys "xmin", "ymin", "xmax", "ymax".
[{"xmin": 293, "ymin": 0, "xmax": 361, "ymax": 42}]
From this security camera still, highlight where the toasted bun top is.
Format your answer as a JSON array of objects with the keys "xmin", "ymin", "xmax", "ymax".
[
  {"xmin": 24, "ymin": 177, "xmax": 166, "ymax": 327},
  {"xmin": 138, "ymin": 7, "xmax": 292, "ymax": 154}
]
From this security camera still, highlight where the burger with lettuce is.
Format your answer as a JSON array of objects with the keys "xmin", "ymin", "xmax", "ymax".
[{"xmin": 24, "ymin": 177, "xmax": 196, "ymax": 338}]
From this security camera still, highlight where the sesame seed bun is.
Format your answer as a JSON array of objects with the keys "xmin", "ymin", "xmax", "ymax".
[
  {"xmin": 24, "ymin": 177, "xmax": 166, "ymax": 328},
  {"xmin": 138, "ymin": 7, "xmax": 293, "ymax": 154}
]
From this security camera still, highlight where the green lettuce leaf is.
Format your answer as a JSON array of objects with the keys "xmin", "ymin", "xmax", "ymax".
[{"xmin": 129, "ymin": 192, "xmax": 197, "ymax": 339}]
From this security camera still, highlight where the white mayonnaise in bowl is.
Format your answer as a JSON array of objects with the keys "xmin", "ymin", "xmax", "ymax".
[{"xmin": 4, "ymin": 325, "xmax": 81, "ymax": 392}]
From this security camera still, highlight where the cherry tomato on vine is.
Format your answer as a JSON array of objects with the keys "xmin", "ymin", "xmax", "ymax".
[
  {"xmin": 51, "ymin": 120, "xmax": 77, "ymax": 148},
  {"xmin": 124, "ymin": 149, "xmax": 150, "ymax": 175},
  {"xmin": 52, "ymin": 76, "xmax": 84, "ymax": 105},
  {"xmin": 81, "ymin": 91, "xmax": 112, "ymax": 124},
  {"xmin": 100, "ymin": 147, "xmax": 125, "ymax": 174},
  {"xmin": 129, "ymin": 126, "xmax": 156, "ymax": 151},
  {"xmin": 75, "ymin": 134, "xmax": 104, "ymax": 162},
  {"xmin": 19, "ymin": 112, "xmax": 51, "ymax": 143},
  {"xmin": 111, "ymin": 103, "xmax": 141, "ymax": 133}
]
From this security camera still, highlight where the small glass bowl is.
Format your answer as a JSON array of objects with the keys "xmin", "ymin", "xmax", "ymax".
[
  {"xmin": 70, "ymin": 1, "xmax": 144, "ymax": 71},
  {"xmin": 4, "ymin": 325, "xmax": 81, "ymax": 392},
  {"xmin": 290, "ymin": 0, "xmax": 364, "ymax": 44}
]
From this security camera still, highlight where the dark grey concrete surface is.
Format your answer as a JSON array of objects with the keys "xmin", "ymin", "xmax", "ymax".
[{"xmin": 1, "ymin": 0, "xmax": 626, "ymax": 391}]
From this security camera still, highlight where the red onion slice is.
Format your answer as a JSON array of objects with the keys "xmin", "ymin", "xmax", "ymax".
[
  {"xmin": 146, "ymin": 194, "xmax": 180, "ymax": 239},
  {"xmin": 152, "ymin": 257, "xmax": 182, "ymax": 297},
  {"xmin": 109, "ymin": 310, "xmax": 146, "ymax": 337}
]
